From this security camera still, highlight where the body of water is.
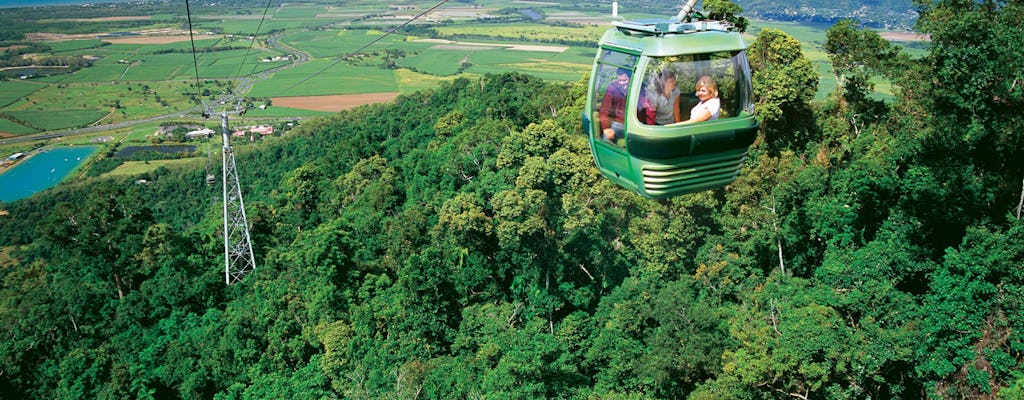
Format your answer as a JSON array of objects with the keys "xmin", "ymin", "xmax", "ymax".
[
  {"xmin": 0, "ymin": 146, "xmax": 98, "ymax": 203},
  {"xmin": 0, "ymin": 0, "xmax": 134, "ymax": 8}
]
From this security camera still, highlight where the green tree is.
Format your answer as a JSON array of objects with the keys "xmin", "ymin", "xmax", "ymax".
[
  {"xmin": 747, "ymin": 28, "xmax": 819, "ymax": 153},
  {"xmin": 702, "ymin": 0, "xmax": 749, "ymax": 32}
]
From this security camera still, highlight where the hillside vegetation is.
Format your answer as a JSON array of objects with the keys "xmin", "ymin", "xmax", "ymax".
[{"xmin": 1, "ymin": 1, "xmax": 1023, "ymax": 399}]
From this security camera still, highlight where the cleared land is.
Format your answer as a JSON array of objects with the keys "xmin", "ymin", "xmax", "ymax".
[
  {"xmin": 416, "ymin": 38, "xmax": 568, "ymax": 53},
  {"xmin": 879, "ymin": 31, "xmax": 931, "ymax": 42},
  {"xmin": 51, "ymin": 16, "xmax": 153, "ymax": 22},
  {"xmin": 102, "ymin": 35, "xmax": 207, "ymax": 45},
  {"xmin": 271, "ymin": 93, "xmax": 401, "ymax": 112},
  {"xmin": 26, "ymin": 29, "xmax": 216, "ymax": 44}
]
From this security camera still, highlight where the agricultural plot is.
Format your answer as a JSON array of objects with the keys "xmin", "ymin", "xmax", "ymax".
[
  {"xmin": 7, "ymin": 80, "xmax": 196, "ymax": 127},
  {"xmin": 433, "ymin": 23, "xmax": 607, "ymax": 44},
  {"xmin": 399, "ymin": 50, "xmax": 471, "ymax": 76},
  {"xmin": 5, "ymin": 109, "xmax": 108, "ymax": 131},
  {"xmin": 396, "ymin": 37, "xmax": 591, "ymax": 80},
  {"xmin": 53, "ymin": 63, "xmax": 126, "ymax": 83},
  {"xmin": 273, "ymin": 3, "xmax": 329, "ymax": 19},
  {"xmin": 111, "ymin": 39, "xmax": 218, "ymax": 53},
  {"xmin": 105, "ymin": 158, "xmax": 200, "ymax": 178},
  {"xmin": 282, "ymin": 29, "xmax": 421, "ymax": 59},
  {"xmin": 247, "ymin": 61, "xmax": 398, "ymax": 97},
  {"xmin": 198, "ymin": 19, "xmax": 330, "ymax": 36},
  {"xmin": 119, "ymin": 53, "xmax": 193, "ymax": 81},
  {"xmin": 466, "ymin": 48, "xmax": 589, "ymax": 81},
  {"xmin": 244, "ymin": 105, "xmax": 333, "ymax": 117},
  {"xmin": 48, "ymin": 39, "xmax": 107, "ymax": 53},
  {"xmin": 0, "ymin": 118, "xmax": 35, "ymax": 135},
  {"xmin": 394, "ymin": 69, "xmax": 460, "ymax": 92},
  {"xmin": 0, "ymin": 81, "xmax": 46, "ymax": 108}
]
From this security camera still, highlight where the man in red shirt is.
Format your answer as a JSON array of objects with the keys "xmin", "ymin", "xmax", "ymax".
[{"xmin": 599, "ymin": 67, "xmax": 631, "ymax": 142}]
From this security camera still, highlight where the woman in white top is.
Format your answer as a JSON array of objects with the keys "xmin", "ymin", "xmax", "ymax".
[{"xmin": 669, "ymin": 75, "xmax": 720, "ymax": 125}]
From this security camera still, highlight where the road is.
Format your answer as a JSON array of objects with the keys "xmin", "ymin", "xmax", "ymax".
[{"xmin": 0, "ymin": 32, "xmax": 313, "ymax": 146}]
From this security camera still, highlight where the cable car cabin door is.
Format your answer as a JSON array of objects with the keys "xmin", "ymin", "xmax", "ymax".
[{"xmin": 586, "ymin": 48, "xmax": 641, "ymax": 192}]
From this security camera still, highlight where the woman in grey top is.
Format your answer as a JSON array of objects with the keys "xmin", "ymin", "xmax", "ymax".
[{"xmin": 648, "ymin": 68, "xmax": 681, "ymax": 125}]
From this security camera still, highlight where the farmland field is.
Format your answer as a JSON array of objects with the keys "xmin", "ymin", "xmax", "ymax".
[
  {"xmin": 247, "ymin": 61, "xmax": 399, "ymax": 97},
  {"xmin": 432, "ymin": 23, "xmax": 607, "ymax": 43},
  {"xmin": 5, "ymin": 109, "xmax": 108, "ymax": 131},
  {"xmin": 0, "ymin": 118, "xmax": 35, "ymax": 135},
  {"xmin": 244, "ymin": 105, "xmax": 333, "ymax": 118},
  {"xmin": 0, "ymin": 81, "xmax": 46, "ymax": 108},
  {"xmin": 105, "ymin": 158, "xmax": 201, "ymax": 177},
  {"xmin": 48, "ymin": 39, "xmax": 107, "ymax": 53}
]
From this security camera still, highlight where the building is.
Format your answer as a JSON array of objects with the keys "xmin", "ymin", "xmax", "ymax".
[
  {"xmin": 186, "ymin": 128, "xmax": 215, "ymax": 139},
  {"xmin": 233, "ymin": 125, "xmax": 275, "ymax": 140}
]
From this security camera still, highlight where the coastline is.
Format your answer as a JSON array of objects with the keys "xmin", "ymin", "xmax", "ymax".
[{"xmin": 0, "ymin": 0, "xmax": 135, "ymax": 9}]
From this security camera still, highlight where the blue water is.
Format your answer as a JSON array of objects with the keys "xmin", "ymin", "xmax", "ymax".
[
  {"xmin": 0, "ymin": 146, "xmax": 98, "ymax": 203},
  {"xmin": 0, "ymin": 0, "xmax": 133, "ymax": 8}
]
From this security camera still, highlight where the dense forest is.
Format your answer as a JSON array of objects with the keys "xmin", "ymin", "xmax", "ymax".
[{"xmin": 1, "ymin": 0, "xmax": 1023, "ymax": 398}]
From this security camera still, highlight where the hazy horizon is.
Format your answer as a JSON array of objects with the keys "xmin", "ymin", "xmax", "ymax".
[{"xmin": 0, "ymin": 0, "xmax": 134, "ymax": 9}]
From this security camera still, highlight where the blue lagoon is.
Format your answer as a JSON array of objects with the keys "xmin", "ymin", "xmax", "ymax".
[{"xmin": 0, "ymin": 146, "xmax": 98, "ymax": 203}]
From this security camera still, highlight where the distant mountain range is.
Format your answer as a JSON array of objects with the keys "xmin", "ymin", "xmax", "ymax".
[
  {"xmin": 619, "ymin": 0, "xmax": 919, "ymax": 29},
  {"xmin": 733, "ymin": 0, "xmax": 919, "ymax": 29}
]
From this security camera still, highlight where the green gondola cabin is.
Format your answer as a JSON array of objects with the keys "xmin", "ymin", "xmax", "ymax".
[{"xmin": 583, "ymin": 16, "xmax": 758, "ymax": 199}]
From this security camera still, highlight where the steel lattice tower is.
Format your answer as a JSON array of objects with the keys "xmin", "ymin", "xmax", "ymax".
[{"xmin": 220, "ymin": 112, "xmax": 256, "ymax": 284}]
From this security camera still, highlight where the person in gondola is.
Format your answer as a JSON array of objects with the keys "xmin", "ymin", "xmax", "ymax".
[
  {"xmin": 648, "ymin": 68, "xmax": 681, "ymax": 125},
  {"xmin": 670, "ymin": 75, "xmax": 720, "ymax": 125},
  {"xmin": 599, "ymin": 67, "xmax": 631, "ymax": 142}
]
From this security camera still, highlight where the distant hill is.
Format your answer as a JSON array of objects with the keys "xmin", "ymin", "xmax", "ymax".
[
  {"xmin": 618, "ymin": 0, "xmax": 919, "ymax": 29},
  {"xmin": 733, "ymin": 0, "xmax": 918, "ymax": 29}
]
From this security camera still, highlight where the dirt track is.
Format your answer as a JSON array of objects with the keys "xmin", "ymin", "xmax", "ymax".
[
  {"xmin": 271, "ymin": 93, "xmax": 401, "ymax": 112},
  {"xmin": 879, "ymin": 32, "xmax": 931, "ymax": 42},
  {"xmin": 55, "ymin": 16, "xmax": 152, "ymax": 22},
  {"xmin": 103, "ymin": 35, "xmax": 209, "ymax": 44}
]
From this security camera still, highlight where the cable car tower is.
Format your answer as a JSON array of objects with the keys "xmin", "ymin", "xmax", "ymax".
[
  {"xmin": 217, "ymin": 106, "xmax": 256, "ymax": 285},
  {"xmin": 201, "ymin": 99, "xmax": 256, "ymax": 285},
  {"xmin": 184, "ymin": 0, "xmax": 256, "ymax": 284},
  {"xmin": 201, "ymin": 101, "xmax": 258, "ymax": 285}
]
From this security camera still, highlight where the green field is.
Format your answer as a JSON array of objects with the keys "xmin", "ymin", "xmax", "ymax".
[
  {"xmin": 433, "ymin": 23, "xmax": 607, "ymax": 44},
  {"xmin": 0, "ymin": 118, "xmax": 35, "ymax": 135},
  {"xmin": 105, "ymin": 158, "xmax": 202, "ymax": 177},
  {"xmin": 400, "ymin": 50, "xmax": 468, "ymax": 76},
  {"xmin": 48, "ymin": 39, "xmax": 107, "ymax": 53},
  {"xmin": 5, "ymin": 109, "xmax": 109, "ymax": 131},
  {"xmin": 0, "ymin": 81, "xmax": 46, "ymax": 108},
  {"xmin": 244, "ymin": 106, "xmax": 333, "ymax": 118},
  {"xmin": 247, "ymin": 61, "xmax": 399, "ymax": 97},
  {"xmin": 283, "ymin": 29, "xmax": 422, "ymax": 58}
]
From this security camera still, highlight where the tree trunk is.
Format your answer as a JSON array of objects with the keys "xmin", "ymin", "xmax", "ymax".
[
  {"xmin": 113, "ymin": 273, "xmax": 125, "ymax": 300},
  {"xmin": 1016, "ymin": 176, "xmax": 1023, "ymax": 220}
]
